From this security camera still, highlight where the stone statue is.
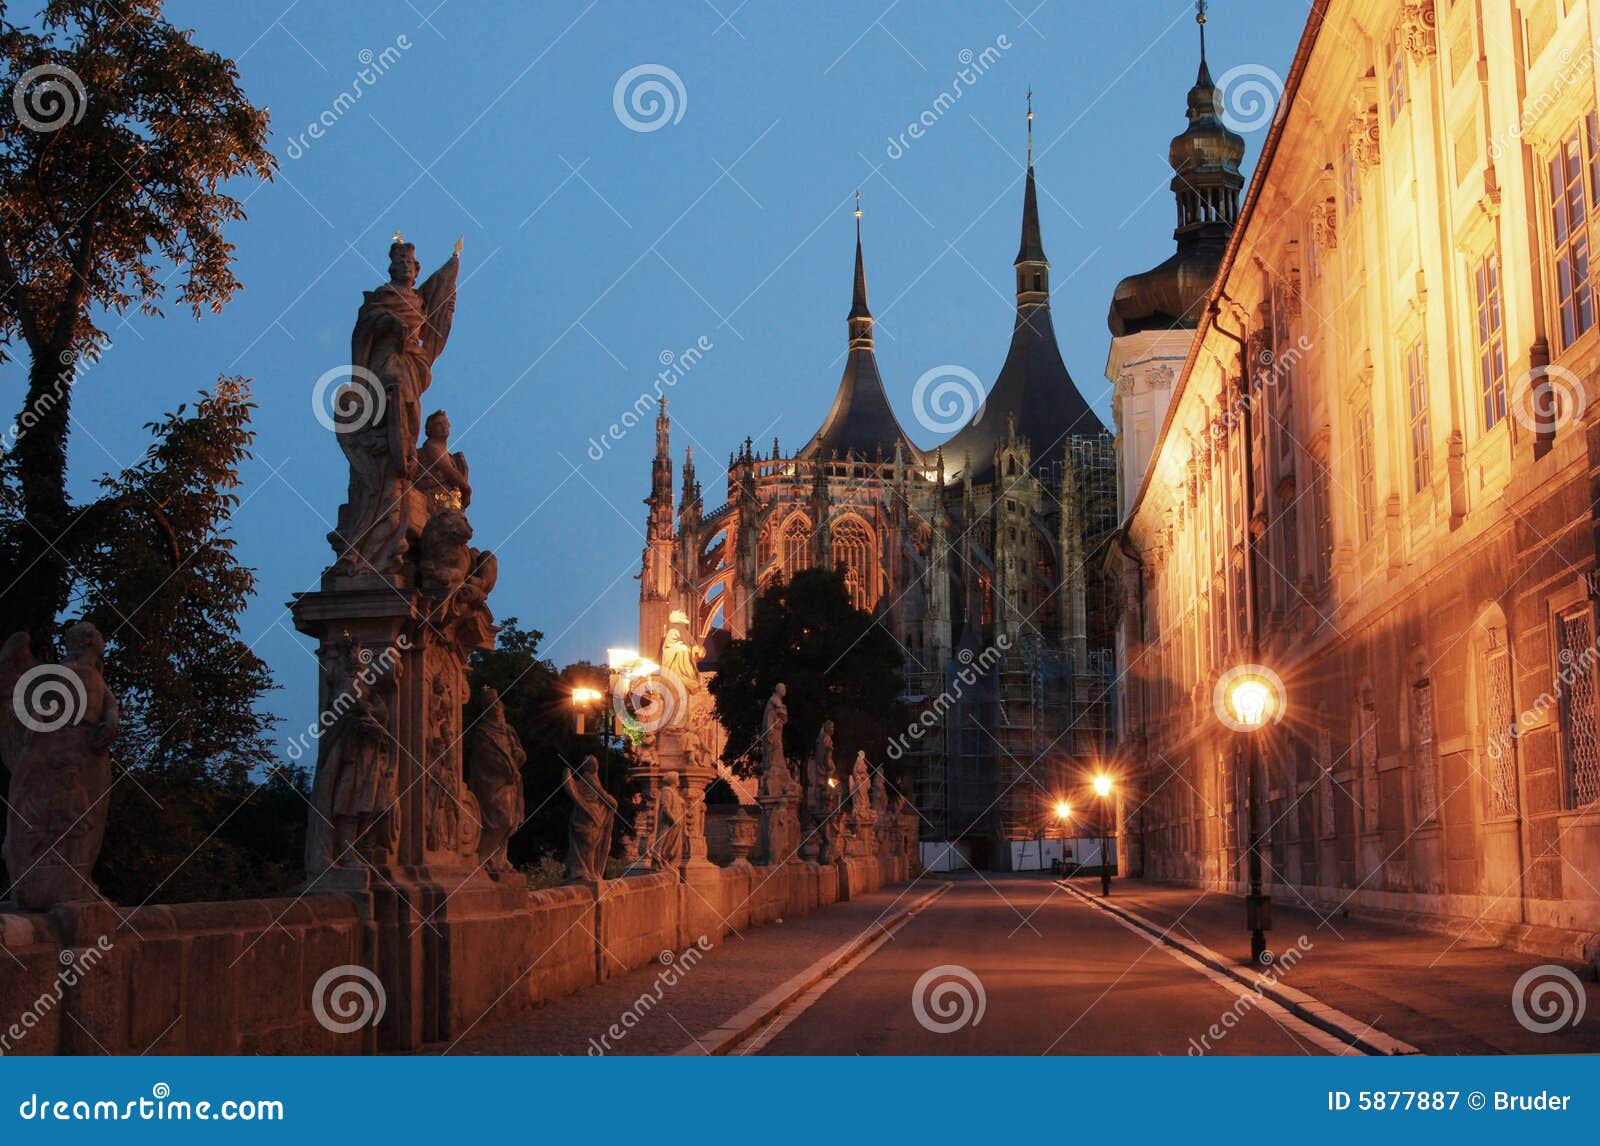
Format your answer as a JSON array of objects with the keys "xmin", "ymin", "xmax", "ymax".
[
  {"xmin": 563, "ymin": 754, "xmax": 616, "ymax": 882},
  {"xmin": 759, "ymin": 683, "xmax": 790, "ymax": 797},
  {"xmin": 416, "ymin": 508, "xmax": 498, "ymax": 648},
  {"xmin": 849, "ymin": 750, "xmax": 872, "ymax": 818},
  {"xmin": 871, "ymin": 766, "xmax": 889, "ymax": 820},
  {"xmin": 305, "ymin": 634, "xmax": 401, "ymax": 875},
  {"xmin": 649, "ymin": 771, "xmax": 686, "ymax": 871},
  {"xmin": 0, "ymin": 623, "xmax": 118, "ymax": 909},
  {"xmin": 414, "ymin": 409, "xmax": 472, "ymax": 511},
  {"xmin": 466, "ymin": 686, "xmax": 525, "ymax": 877},
  {"xmin": 331, "ymin": 236, "xmax": 462, "ymax": 575},
  {"xmin": 658, "ymin": 626, "xmax": 703, "ymax": 698},
  {"xmin": 807, "ymin": 719, "xmax": 836, "ymax": 816}
]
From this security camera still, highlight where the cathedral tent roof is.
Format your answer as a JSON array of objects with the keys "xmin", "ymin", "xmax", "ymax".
[
  {"xmin": 943, "ymin": 135, "xmax": 1103, "ymax": 484},
  {"xmin": 798, "ymin": 207, "xmax": 924, "ymax": 464}
]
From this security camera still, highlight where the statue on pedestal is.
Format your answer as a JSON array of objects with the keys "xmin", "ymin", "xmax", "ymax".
[
  {"xmin": 658, "ymin": 625, "xmax": 703, "ymax": 702},
  {"xmin": 849, "ymin": 750, "xmax": 872, "ymax": 818},
  {"xmin": 759, "ymin": 683, "xmax": 791, "ymax": 798},
  {"xmin": 0, "ymin": 623, "xmax": 119, "ymax": 910},
  {"xmin": 332, "ymin": 236, "xmax": 462, "ymax": 576},
  {"xmin": 563, "ymin": 754, "xmax": 616, "ymax": 882},
  {"xmin": 305, "ymin": 634, "xmax": 401, "ymax": 875},
  {"xmin": 649, "ymin": 771, "xmax": 685, "ymax": 871},
  {"xmin": 466, "ymin": 686, "xmax": 525, "ymax": 877}
]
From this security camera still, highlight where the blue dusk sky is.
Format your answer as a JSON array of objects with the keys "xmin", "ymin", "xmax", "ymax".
[{"xmin": 53, "ymin": 1, "xmax": 1308, "ymax": 756}]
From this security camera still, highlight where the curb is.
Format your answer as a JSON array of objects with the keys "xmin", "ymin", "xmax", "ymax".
[
  {"xmin": 1058, "ymin": 879, "xmax": 1421, "ymax": 1056},
  {"xmin": 677, "ymin": 881, "xmax": 953, "ymax": 1055}
]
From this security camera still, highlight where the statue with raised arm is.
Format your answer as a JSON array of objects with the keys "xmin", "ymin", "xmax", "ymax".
[
  {"xmin": 467, "ymin": 686, "xmax": 526, "ymax": 877},
  {"xmin": 564, "ymin": 754, "xmax": 616, "ymax": 882},
  {"xmin": 0, "ymin": 623, "xmax": 119, "ymax": 910},
  {"xmin": 331, "ymin": 235, "xmax": 462, "ymax": 575}
]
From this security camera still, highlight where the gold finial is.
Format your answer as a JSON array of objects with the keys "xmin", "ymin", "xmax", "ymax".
[
  {"xmin": 854, "ymin": 189, "xmax": 862, "ymax": 219},
  {"xmin": 391, "ymin": 230, "xmax": 405, "ymax": 243},
  {"xmin": 1026, "ymin": 86, "xmax": 1034, "ymax": 165},
  {"xmin": 1196, "ymin": 0, "xmax": 1208, "ymax": 61}
]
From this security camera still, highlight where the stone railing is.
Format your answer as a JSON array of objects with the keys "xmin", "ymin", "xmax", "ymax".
[{"xmin": 0, "ymin": 851, "xmax": 917, "ymax": 1055}]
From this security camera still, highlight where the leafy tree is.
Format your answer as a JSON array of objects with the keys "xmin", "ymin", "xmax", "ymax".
[
  {"xmin": 0, "ymin": 380, "xmax": 292, "ymax": 904},
  {"xmin": 0, "ymin": 0, "xmax": 274, "ymax": 645},
  {"xmin": 709, "ymin": 567, "xmax": 906, "ymax": 786},
  {"xmin": 74, "ymin": 378, "xmax": 276, "ymax": 782},
  {"xmin": 468, "ymin": 620, "xmax": 636, "ymax": 868}
]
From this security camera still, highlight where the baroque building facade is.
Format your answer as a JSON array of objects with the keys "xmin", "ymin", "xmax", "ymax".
[
  {"xmin": 639, "ymin": 137, "xmax": 1115, "ymax": 868},
  {"xmin": 1110, "ymin": 0, "xmax": 1600, "ymax": 958}
]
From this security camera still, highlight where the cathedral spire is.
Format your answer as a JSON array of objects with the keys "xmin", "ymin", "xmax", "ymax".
[
  {"xmin": 1015, "ymin": 92, "xmax": 1048, "ymax": 309},
  {"xmin": 1197, "ymin": 0, "xmax": 1209, "ymax": 78},
  {"xmin": 848, "ymin": 191, "xmax": 872, "ymax": 345}
]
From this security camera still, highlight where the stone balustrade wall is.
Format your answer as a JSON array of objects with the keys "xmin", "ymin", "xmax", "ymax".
[{"xmin": 0, "ymin": 852, "xmax": 917, "ymax": 1055}]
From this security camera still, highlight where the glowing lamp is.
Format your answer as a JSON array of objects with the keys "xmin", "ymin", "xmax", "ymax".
[
  {"xmin": 1093, "ymin": 775, "xmax": 1113, "ymax": 798},
  {"xmin": 1054, "ymin": 801, "xmax": 1072, "ymax": 821},
  {"xmin": 1226, "ymin": 676, "xmax": 1275, "ymax": 729}
]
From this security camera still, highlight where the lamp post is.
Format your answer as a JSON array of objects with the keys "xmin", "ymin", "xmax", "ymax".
[
  {"xmin": 1224, "ymin": 670, "xmax": 1279, "ymax": 963},
  {"xmin": 1053, "ymin": 801, "xmax": 1071, "ymax": 875},
  {"xmin": 1092, "ymin": 774, "xmax": 1114, "ymax": 896},
  {"xmin": 571, "ymin": 686, "xmax": 607, "ymax": 781}
]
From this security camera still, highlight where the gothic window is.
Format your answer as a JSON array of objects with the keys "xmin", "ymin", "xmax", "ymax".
[
  {"xmin": 1478, "ymin": 635, "xmax": 1519, "ymax": 819},
  {"xmin": 832, "ymin": 516, "xmax": 875, "ymax": 611},
  {"xmin": 1404, "ymin": 338, "xmax": 1431, "ymax": 492},
  {"xmin": 781, "ymin": 513, "xmax": 812, "ymax": 577},
  {"xmin": 1555, "ymin": 605, "xmax": 1600, "ymax": 808},
  {"xmin": 1473, "ymin": 251, "xmax": 1507, "ymax": 430},
  {"xmin": 1546, "ymin": 112, "xmax": 1598, "ymax": 348}
]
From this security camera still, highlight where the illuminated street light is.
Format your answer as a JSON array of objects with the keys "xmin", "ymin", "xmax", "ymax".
[
  {"xmin": 1226, "ymin": 675, "xmax": 1276, "ymax": 729},
  {"xmin": 1054, "ymin": 800, "xmax": 1071, "ymax": 820},
  {"xmin": 571, "ymin": 687, "xmax": 604, "ymax": 705},
  {"xmin": 606, "ymin": 647, "xmax": 638, "ymax": 671},
  {"xmin": 1091, "ymin": 773, "xmax": 1114, "ymax": 897},
  {"xmin": 1092, "ymin": 774, "xmax": 1113, "ymax": 798}
]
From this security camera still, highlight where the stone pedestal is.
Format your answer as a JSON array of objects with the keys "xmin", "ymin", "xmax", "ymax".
[
  {"xmin": 727, "ymin": 808, "xmax": 757, "ymax": 864},
  {"xmin": 848, "ymin": 811, "xmax": 877, "ymax": 858},
  {"xmin": 757, "ymin": 793, "xmax": 799, "ymax": 865}
]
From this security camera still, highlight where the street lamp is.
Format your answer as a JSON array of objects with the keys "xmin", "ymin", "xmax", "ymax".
[
  {"xmin": 1053, "ymin": 801, "xmax": 1071, "ymax": 874},
  {"xmin": 1092, "ymin": 774, "xmax": 1114, "ymax": 897},
  {"xmin": 1222, "ymin": 666, "xmax": 1281, "ymax": 964}
]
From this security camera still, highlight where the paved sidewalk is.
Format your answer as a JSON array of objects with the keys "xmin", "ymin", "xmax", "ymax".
[
  {"xmin": 424, "ymin": 881, "xmax": 946, "ymax": 1055},
  {"xmin": 1070, "ymin": 878, "xmax": 1600, "ymax": 1054}
]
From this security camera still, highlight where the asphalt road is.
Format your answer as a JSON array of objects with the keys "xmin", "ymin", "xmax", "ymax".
[{"xmin": 752, "ymin": 875, "xmax": 1335, "ymax": 1055}]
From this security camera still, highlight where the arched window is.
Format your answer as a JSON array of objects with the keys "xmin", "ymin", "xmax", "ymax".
[
  {"xmin": 832, "ymin": 516, "xmax": 876, "ymax": 611},
  {"xmin": 781, "ymin": 513, "xmax": 811, "ymax": 577}
]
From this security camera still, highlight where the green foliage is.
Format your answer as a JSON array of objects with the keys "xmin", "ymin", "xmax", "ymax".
[
  {"xmin": 0, "ymin": 0, "xmax": 275, "ymax": 641},
  {"xmin": 75, "ymin": 379, "xmax": 277, "ymax": 783},
  {"xmin": 468, "ymin": 620, "xmax": 637, "ymax": 866},
  {"xmin": 709, "ymin": 567, "xmax": 906, "ymax": 783}
]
